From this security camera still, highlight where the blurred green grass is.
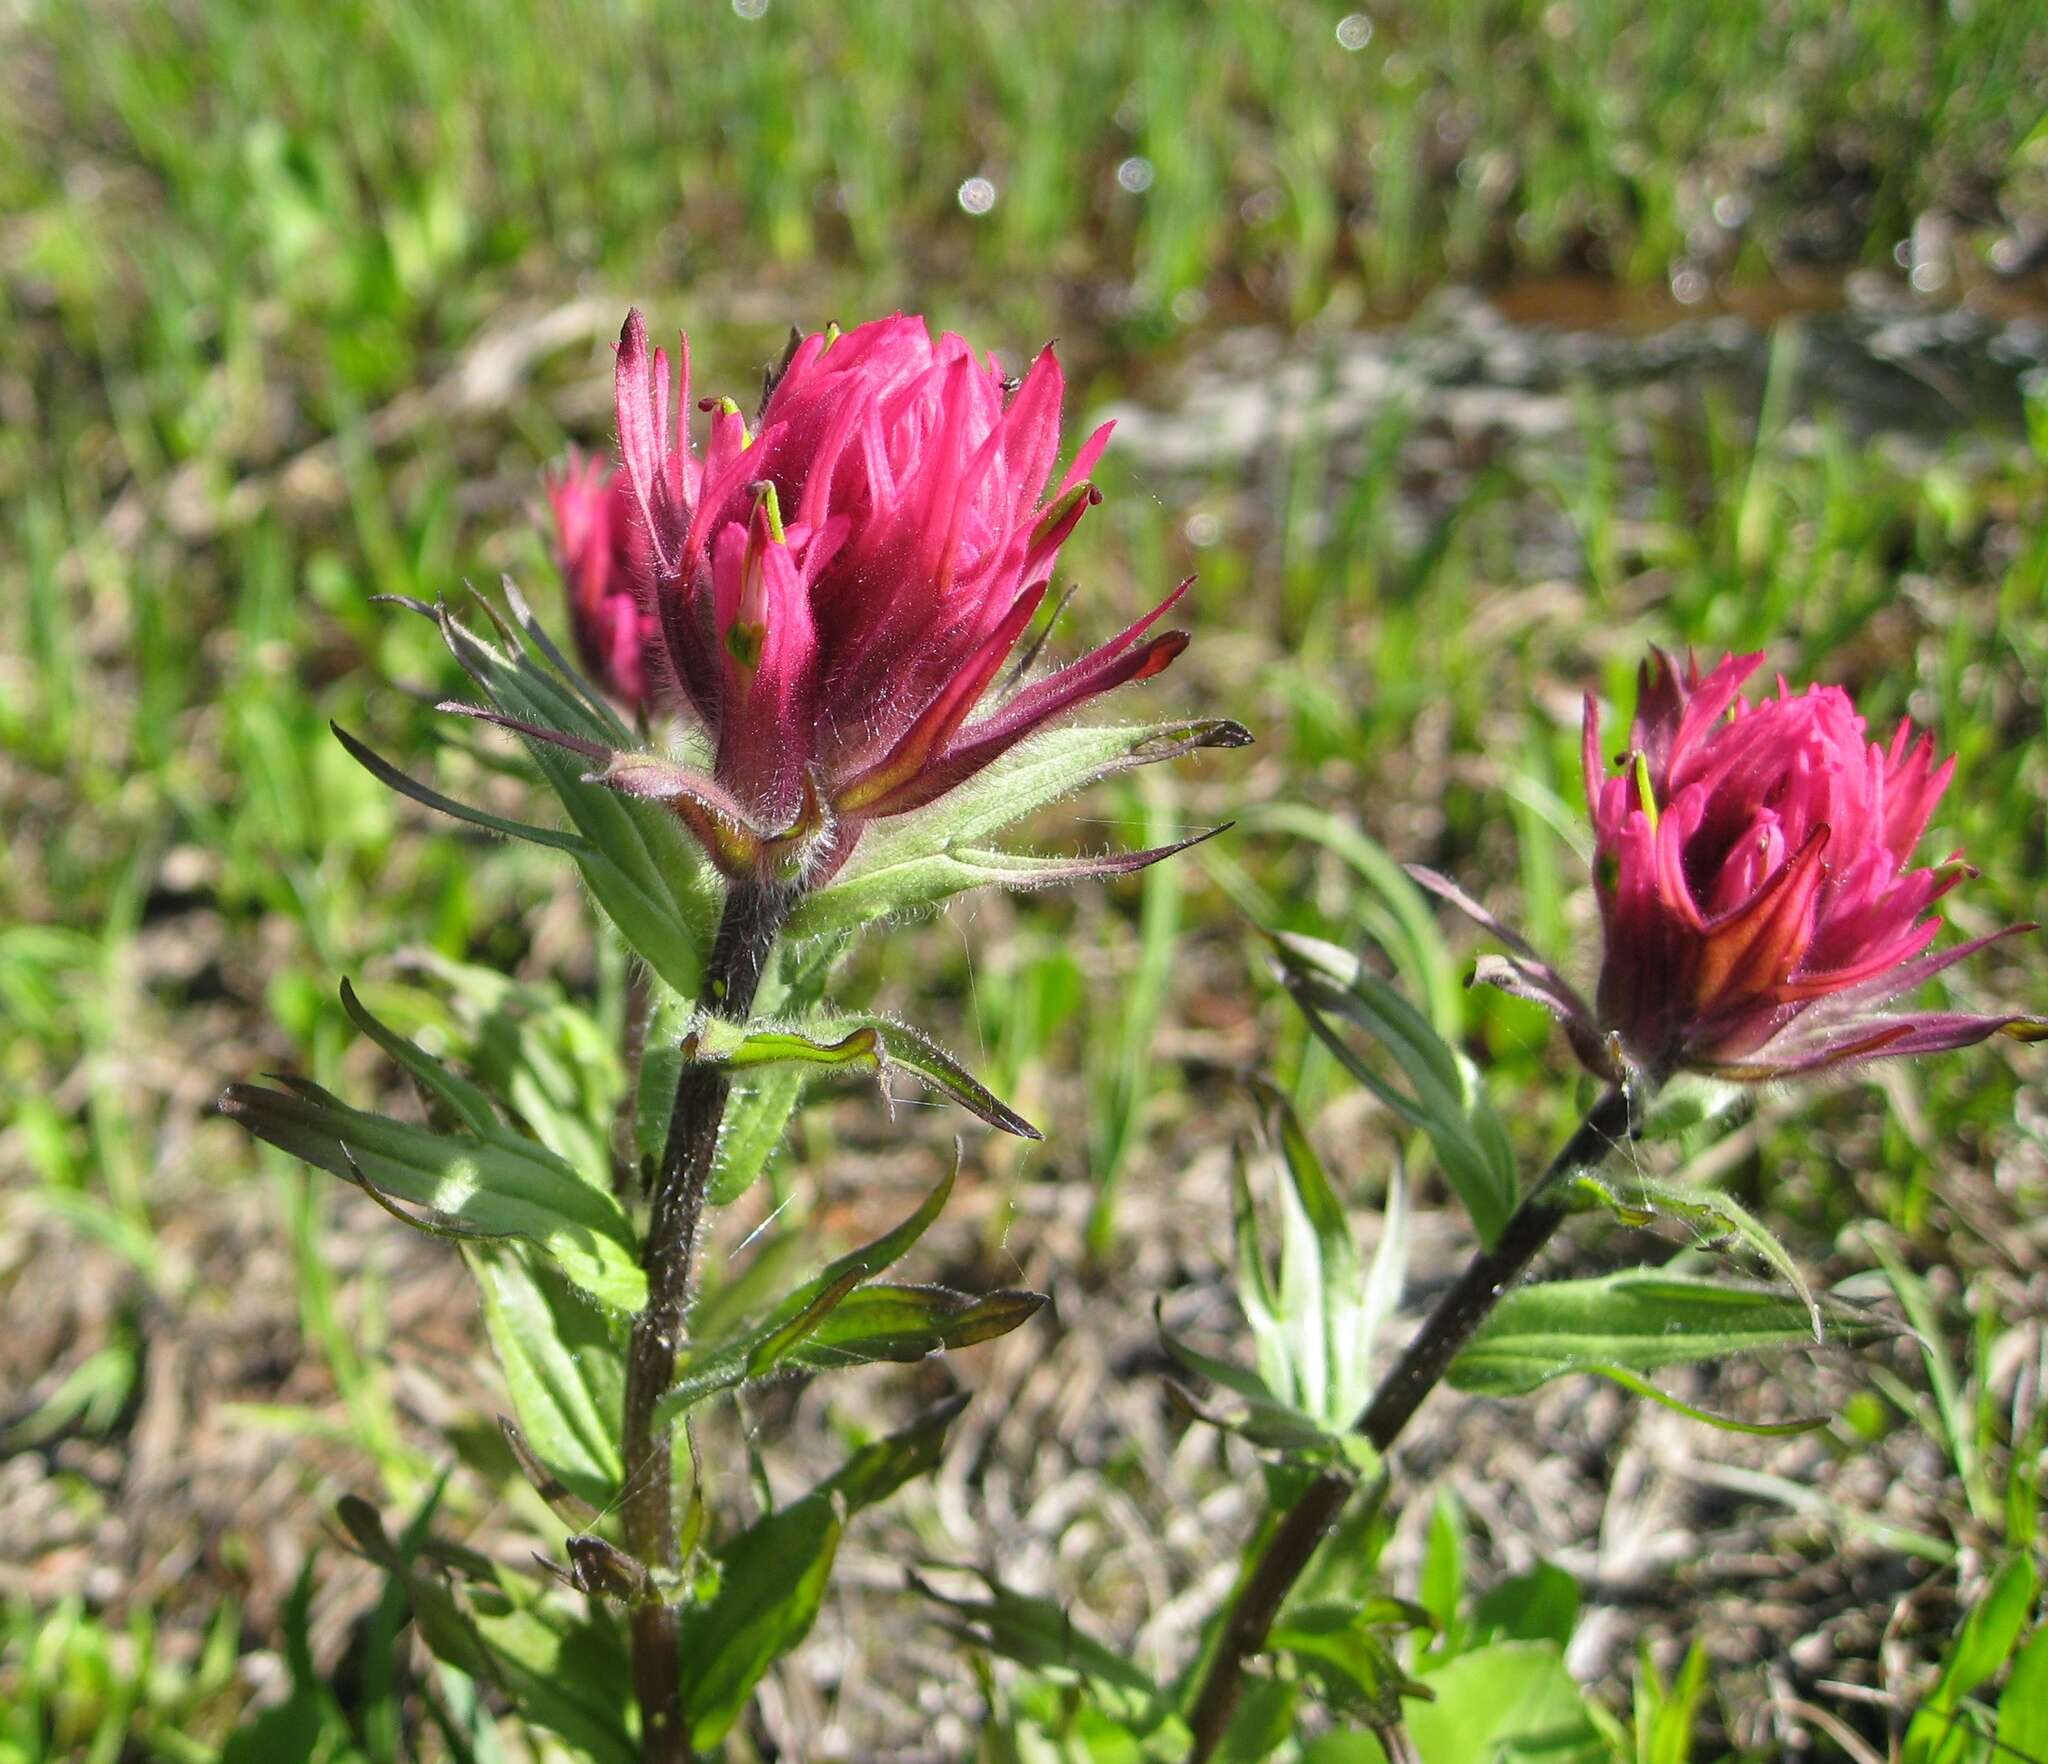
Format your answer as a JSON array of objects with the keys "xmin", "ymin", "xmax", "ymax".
[{"xmin": 5, "ymin": 0, "xmax": 2048, "ymax": 1756}]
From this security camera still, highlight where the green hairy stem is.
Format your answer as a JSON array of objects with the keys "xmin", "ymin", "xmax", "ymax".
[
  {"xmin": 1183, "ymin": 1084, "xmax": 1637, "ymax": 1761},
  {"xmin": 621, "ymin": 883, "xmax": 791, "ymax": 1764}
]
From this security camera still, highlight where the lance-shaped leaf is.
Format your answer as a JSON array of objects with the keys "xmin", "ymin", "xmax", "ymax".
[
  {"xmin": 913, "ymin": 1571, "xmax": 1180, "ymax": 1736},
  {"xmin": 786, "ymin": 827, "xmax": 1229, "ymax": 942},
  {"xmin": 221, "ymin": 1077, "xmax": 644, "ymax": 1311},
  {"xmin": 340, "ymin": 1496, "xmax": 636, "ymax": 1764},
  {"xmin": 468, "ymin": 1243, "xmax": 626, "ymax": 1514},
  {"xmin": 1568, "ymin": 1169, "xmax": 1822, "ymax": 1339},
  {"xmin": 678, "ymin": 1397, "xmax": 972, "ymax": 1750},
  {"xmin": 685, "ymin": 1010, "xmax": 1042, "ymax": 1140},
  {"xmin": 785, "ymin": 718, "xmax": 1250, "ymax": 939},
  {"xmin": 1272, "ymin": 933, "xmax": 1516, "ymax": 1248},
  {"xmin": 1270, "ymin": 1601, "xmax": 1434, "ymax": 1729},
  {"xmin": 1448, "ymin": 1271, "xmax": 1895, "ymax": 1422},
  {"xmin": 427, "ymin": 595, "xmax": 721, "ymax": 996},
  {"xmin": 381, "ymin": 955, "xmax": 624, "ymax": 1183},
  {"xmin": 656, "ymin": 1159, "xmax": 1044, "ymax": 1425},
  {"xmin": 636, "ymin": 985, "xmax": 816, "ymax": 1208},
  {"xmin": 785, "ymin": 1284, "xmax": 1046, "ymax": 1369}
]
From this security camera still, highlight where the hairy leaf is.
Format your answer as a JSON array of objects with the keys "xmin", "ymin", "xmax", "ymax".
[
  {"xmin": 678, "ymin": 1399, "xmax": 972, "ymax": 1749},
  {"xmin": 785, "ymin": 718, "xmax": 1250, "ymax": 938},
  {"xmin": 468, "ymin": 1244, "xmax": 625, "ymax": 1513},
  {"xmin": 433, "ymin": 598, "xmax": 719, "ymax": 996},
  {"xmin": 1449, "ymin": 1272, "xmax": 1893, "ymax": 1402},
  {"xmin": 222, "ymin": 1079, "xmax": 644, "ymax": 1311},
  {"xmin": 687, "ymin": 1011, "xmax": 1041, "ymax": 1139},
  {"xmin": 1273, "ymin": 934, "xmax": 1516, "ymax": 1247}
]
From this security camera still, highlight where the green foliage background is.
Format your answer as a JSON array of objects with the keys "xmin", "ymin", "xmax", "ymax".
[{"xmin": 3, "ymin": 1, "xmax": 2047, "ymax": 1757}]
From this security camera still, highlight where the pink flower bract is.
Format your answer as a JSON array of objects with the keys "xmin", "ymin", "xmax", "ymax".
[
  {"xmin": 594, "ymin": 308, "xmax": 1190, "ymax": 879},
  {"xmin": 1580, "ymin": 649, "xmax": 2042, "ymax": 1081},
  {"xmin": 547, "ymin": 455, "xmax": 658, "ymax": 714}
]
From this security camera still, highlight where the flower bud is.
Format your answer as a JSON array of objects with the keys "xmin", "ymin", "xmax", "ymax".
[{"xmin": 1583, "ymin": 649, "xmax": 2042, "ymax": 1081}]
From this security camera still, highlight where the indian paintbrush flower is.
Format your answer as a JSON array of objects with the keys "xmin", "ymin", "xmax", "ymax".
[
  {"xmin": 516, "ymin": 309, "xmax": 1199, "ymax": 887},
  {"xmin": 547, "ymin": 455, "xmax": 659, "ymax": 714},
  {"xmin": 1416, "ymin": 648, "xmax": 2044, "ymax": 1085}
]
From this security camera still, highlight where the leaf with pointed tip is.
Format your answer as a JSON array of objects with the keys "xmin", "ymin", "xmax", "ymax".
[
  {"xmin": 431, "ymin": 599, "xmax": 719, "ymax": 996},
  {"xmin": 687, "ymin": 1011, "xmax": 1041, "ymax": 1140},
  {"xmin": 1272, "ymin": 933, "xmax": 1516, "ymax": 1248},
  {"xmin": 467, "ymin": 1243, "xmax": 625, "ymax": 1513},
  {"xmin": 914, "ymin": 1572, "xmax": 1178, "ymax": 1736},
  {"xmin": 1569, "ymin": 1171, "xmax": 1822, "ymax": 1339},
  {"xmin": 656, "ymin": 1162, "xmax": 963, "ymax": 1423},
  {"xmin": 1165, "ymin": 1373, "xmax": 1384, "ymax": 1473},
  {"xmin": 1256, "ymin": 1081, "xmax": 1366, "ymax": 1429},
  {"xmin": 220, "ymin": 1080, "xmax": 644, "ymax": 1311},
  {"xmin": 334, "ymin": 722, "xmax": 591, "ymax": 855},
  {"xmin": 660, "ymin": 1281, "xmax": 1042, "ymax": 1422},
  {"xmin": 678, "ymin": 1398, "xmax": 973, "ymax": 1750},
  {"xmin": 339, "ymin": 978, "xmax": 504, "ymax": 1137},
  {"xmin": 786, "ymin": 718, "xmax": 1249, "ymax": 939},
  {"xmin": 788, "ymin": 1284, "xmax": 1046, "ymax": 1368},
  {"xmin": 819, "ymin": 1391, "xmax": 971, "ymax": 1509},
  {"xmin": 383, "ymin": 957, "xmax": 623, "ymax": 1183},
  {"xmin": 785, "ymin": 828, "xmax": 1229, "ymax": 941},
  {"xmin": 1448, "ymin": 1272, "xmax": 1894, "ymax": 1404}
]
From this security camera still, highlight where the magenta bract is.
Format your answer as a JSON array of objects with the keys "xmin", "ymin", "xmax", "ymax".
[
  {"xmin": 547, "ymin": 456, "xmax": 658, "ymax": 714},
  {"xmin": 1581, "ymin": 649, "xmax": 2042, "ymax": 1081},
  {"xmin": 586, "ymin": 308, "xmax": 1188, "ymax": 880},
  {"xmin": 1414, "ymin": 649, "xmax": 2042, "ymax": 1086}
]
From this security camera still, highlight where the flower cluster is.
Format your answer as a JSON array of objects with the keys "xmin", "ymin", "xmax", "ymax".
[
  {"xmin": 547, "ymin": 456, "xmax": 657, "ymax": 714},
  {"xmin": 1419, "ymin": 649, "xmax": 2043, "ymax": 1084},
  {"xmin": 546, "ymin": 311, "xmax": 1190, "ymax": 884}
]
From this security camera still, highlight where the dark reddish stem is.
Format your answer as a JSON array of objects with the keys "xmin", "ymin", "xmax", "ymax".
[
  {"xmin": 620, "ymin": 883, "xmax": 788, "ymax": 1764},
  {"xmin": 1182, "ymin": 1085, "xmax": 1635, "ymax": 1760}
]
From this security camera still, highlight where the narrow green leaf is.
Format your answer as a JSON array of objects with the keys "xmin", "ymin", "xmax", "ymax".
[
  {"xmin": 1589, "ymin": 1362, "xmax": 1832, "ymax": 1436},
  {"xmin": 787, "ymin": 718, "xmax": 1251, "ymax": 939},
  {"xmin": 222, "ymin": 1081, "xmax": 645, "ymax": 1311},
  {"xmin": 1996, "ymin": 1623, "xmax": 2048, "ymax": 1760},
  {"xmin": 1572, "ymin": 1170, "xmax": 1821, "ymax": 1339},
  {"xmin": 468, "ymin": 1244, "xmax": 625, "ymax": 1512},
  {"xmin": 1273, "ymin": 934, "xmax": 1515, "ymax": 1247},
  {"xmin": 689, "ymin": 1011, "xmax": 1041, "ymax": 1140},
  {"xmin": 744, "ymin": 1267, "xmax": 870, "ymax": 1374},
  {"xmin": 707, "ymin": 1067, "xmax": 807, "ymax": 1206},
  {"xmin": 334, "ymin": 722, "xmax": 592, "ymax": 854},
  {"xmin": 656, "ymin": 1162, "xmax": 973, "ymax": 1424},
  {"xmin": 340, "ymin": 978, "xmax": 503, "ymax": 1138},
  {"xmin": 679, "ymin": 1497, "xmax": 842, "ymax": 1751},
  {"xmin": 1248, "ymin": 806, "xmax": 1461, "ymax": 1036},
  {"xmin": 1904, "ymin": 1554, "xmax": 2040, "ymax": 1764},
  {"xmin": 1448, "ymin": 1272, "xmax": 1893, "ymax": 1401},
  {"xmin": 820, "ymin": 1392, "xmax": 971, "ymax": 1511},
  {"xmin": 790, "ymin": 1283, "xmax": 1046, "ymax": 1368},
  {"xmin": 436, "ymin": 603, "xmax": 718, "ymax": 996},
  {"xmin": 1233, "ymin": 1157, "xmax": 1293, "ymax": 1406},
  {"xmin": 1159, "ymin": 1319, "xmax": 1286, "ymax": 1407},
  {"xmin": 1256, "ymin": 1082, "xmax": 1361, "ymax": 1429}
]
